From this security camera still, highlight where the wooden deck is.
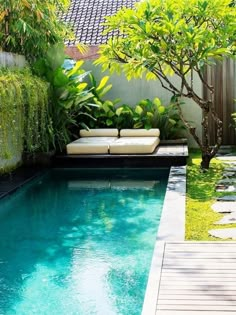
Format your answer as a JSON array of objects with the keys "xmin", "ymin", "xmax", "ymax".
[{"xmin": 155, "ymin": 242, "xmax": 236, "ymax": 315}]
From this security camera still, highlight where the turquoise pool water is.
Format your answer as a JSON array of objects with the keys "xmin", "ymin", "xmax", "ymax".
[{"xmin": 0, "ymin": 168, "xmax": 168, "ymax": 315}]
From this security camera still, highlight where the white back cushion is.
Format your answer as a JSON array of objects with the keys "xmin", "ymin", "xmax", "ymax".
[
  {"xmin": 120, "ymin": 128, "xmax": 160, "ymax": 137},
  {"xmin": 80, "ymin": 128, "xmax": 119, "ymax": 137}
]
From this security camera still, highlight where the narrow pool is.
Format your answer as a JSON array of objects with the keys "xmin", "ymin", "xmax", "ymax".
[{"xmin": 0, "ymin": 168, "xmax": 169, "ymax": 315}]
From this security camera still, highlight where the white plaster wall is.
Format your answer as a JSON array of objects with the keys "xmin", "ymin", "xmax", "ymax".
[
  {"xmin": 84, "ymin": 61, "xmax": 202, "ymax": 148},
  {"xmin": 0, "ymin": 52, "xmax": 27, "ymax": 172}
]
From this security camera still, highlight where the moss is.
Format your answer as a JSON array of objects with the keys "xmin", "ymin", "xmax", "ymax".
[{"xmin": 186, "ymin": 150, "xmax": 236, "ymax": 241}]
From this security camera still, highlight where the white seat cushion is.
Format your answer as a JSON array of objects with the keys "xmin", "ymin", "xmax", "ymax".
[
  {"xmin": 80, "ymin": 128, "xmax": 119, "ymax": 137},
  {"xmin": 109, "ymin": 137, "xmax": 160, "ymax": 154},
  {"xmin": 66, "ymin": 137, "xmax": 118, "ymax": 154},
  {"xmin": 120, "ymin": 128, "xmax": 160, "ymax": 137},
  {"xmin": 77, "ymin": 137, "xmax": 117, "ymax": 144},
  {"xmin": 66, "ymin": 140, "xmax": 109, "ymax": 154}
]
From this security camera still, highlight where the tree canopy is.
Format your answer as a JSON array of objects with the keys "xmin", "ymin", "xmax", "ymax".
[
  {"xmin": 96, "ymin": 0, "xmax": 236, "ymax": 168},
  {"xmin": 0, "ymin": 0, "xmax": 71, "ymax": 61}
]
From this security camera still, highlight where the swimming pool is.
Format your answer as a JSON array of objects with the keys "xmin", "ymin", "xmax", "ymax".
[{"xmin": 0, "ymin": 168, "xmax": 169, "ymax": 315}]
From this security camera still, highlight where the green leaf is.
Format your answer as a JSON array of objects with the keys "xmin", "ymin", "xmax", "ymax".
[
  {"xmin": 158, "ymin": 106, "xmax": 166, "ymax": 114},
  {"xmin": 135, "ymin": 105, "xmax": 143, "ymax": 115},
  {"xmin": 53, "ymin": 69, "xmax": 69, "ymax": 87},
  {"xmin": 98, "ymin": 84, "xmax": 112, "ymax": 98},
  {"xmin": 153, "ymin": 98, "xmax": 161, "ymax": 107},
  {"xmin": 96, "ymin": 76, "xmax": 110, "ymax": 92},
  {"xmin": 106, "ymin": 119, "xmax": 113, "ymax": 126},
  {"xmin": 134, "ymin": 122, "xmax": 143, "ymax": 128}
]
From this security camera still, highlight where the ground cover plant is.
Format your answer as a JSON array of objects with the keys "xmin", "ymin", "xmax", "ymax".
[
  {"xmin": 97, "ymin": 0, "xmax": 236, "ymax": 169},
  {"xmin": 186, "ymin": 150, "xmax": 236, "ymax": 240}
]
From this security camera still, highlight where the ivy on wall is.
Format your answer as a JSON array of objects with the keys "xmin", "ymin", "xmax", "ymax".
[{"xmin": 0, "ymin": 68, "xmax": 51, "ymax": 160}]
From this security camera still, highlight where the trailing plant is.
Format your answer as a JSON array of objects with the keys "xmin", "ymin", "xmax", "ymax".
[
  {"xmin": 33, "ymin": 44, "xmax": 95, "ymax": 151},
  {"xmin": 0, "ymin": 68, "xmax": 51, "ymax": 160},
  {"xmin": 96, "ymin": 0, "xmax": 236, "ymax": 169},
  {"xmin": 0, "ymin": 0, "xmax": 71, "ymax": 62}
]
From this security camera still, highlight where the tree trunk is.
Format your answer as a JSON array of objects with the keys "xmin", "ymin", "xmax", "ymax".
[{"xmin": 201, "ymin": 153, "xmax": 212, "ymax": 169}]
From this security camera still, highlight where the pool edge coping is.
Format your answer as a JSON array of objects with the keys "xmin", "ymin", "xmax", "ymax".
[{"xmin": 141, "ymin": 166, "xmax": 186, "ymax": 315}]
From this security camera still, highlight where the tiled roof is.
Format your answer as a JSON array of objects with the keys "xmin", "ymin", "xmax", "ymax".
[{"xmin": 61, "ymin": 0, "xmax": 139, "ymax": 46}]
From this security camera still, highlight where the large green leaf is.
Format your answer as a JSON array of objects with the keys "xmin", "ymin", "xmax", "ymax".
[{"xmin": 53, "ymin": 69, "xmax": 69, "ymax": 87}]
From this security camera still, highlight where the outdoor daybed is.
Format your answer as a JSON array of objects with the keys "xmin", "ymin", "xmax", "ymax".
[{"xmin": 66, "ymin": 128, "xmax": 160, "ymax": 155}]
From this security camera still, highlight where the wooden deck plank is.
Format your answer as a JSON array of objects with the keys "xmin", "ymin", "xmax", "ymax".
[
  {"xmin": 159, "ymin": 294, "xmax": 236, "ymax": 300},
  {"xmin": 155, "ymin": 242, "xmax": 236, "ymax": 315},
  {"xmin": 157, "ymin": 305, "xmax": 236, "ymax": 311},
  {"xmin": 158, "ymin": 300, "xmax": 236, "ymax": 305},
  {"xmin": 159, "ymin": 289, "xmax": 236, "ymax": 295},
  {"xmin": 157, "ymin": 312, "xmax": 231, "ymax": 315}
]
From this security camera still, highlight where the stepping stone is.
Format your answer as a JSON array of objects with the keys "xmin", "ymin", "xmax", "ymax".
[
  {"xmin": 218, "ymin": 179, "xmax": 236, "ymax": 184},
  {"xmin": 223, "ymin": 161, "xmax": 236, "ymax": 165},
  {"xmin": 216, "ymin": 156, "xmax": 236, "ymax": 161},
  {"xmin": 211, "ymin": 201, "xmax": 236, "ymax": 213},
  {"xmin": 216, "ymin": 184, "xmax": 236, "ymax": 192},
  {"xmin": 209, "ymin": 228, "xmax": 236, "ymax": 239},
  {"xmin": 215, "ymin": 212, "xmax": 236, "ymax": 224},
  {"xmin": 225, "ymin": 167, "xmax": 236, "ymax": 172},
  {"xmin": 217, "ymin": 195, "xmax": 236, "ymax": 201},
  {"xmin": 223, "ymin": 172, "xmax": 236, "ymax": 178}
]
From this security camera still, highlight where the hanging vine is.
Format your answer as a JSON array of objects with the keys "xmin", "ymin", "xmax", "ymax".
[{"xmin": 0, "ymin": 68, "xmax": 51, "ymax": 161}]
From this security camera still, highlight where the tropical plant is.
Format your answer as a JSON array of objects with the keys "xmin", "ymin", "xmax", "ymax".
[
  {"xmin": 84, "ymin": 76, "xmax": 185, "ymax": 139},
  {"xmin": 0, "ymin": 0, "xmax": 70, "ymax": 61},
  {"xmin": 132, "ymin": 98, "xmax": 185, "ymax": 139},
  {"xmin": 33, "ymin": 44, "xmax": 95, "ymax": 151},
  {"xmin": 96, "ymin": 0, "xmax": 236, "ymax": 169}
]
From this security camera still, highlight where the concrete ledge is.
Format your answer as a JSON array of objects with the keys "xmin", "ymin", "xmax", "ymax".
[{"xmin": 142, "ymin": 166, "xmax": 186, "ymax": 315}]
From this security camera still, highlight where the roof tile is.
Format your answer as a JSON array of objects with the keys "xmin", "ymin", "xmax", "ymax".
[{"xmin": 61, "ymin": 0, "xmax": 139, "ymax": 46}]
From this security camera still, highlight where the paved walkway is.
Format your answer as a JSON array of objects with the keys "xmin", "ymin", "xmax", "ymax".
[{"xmin": 155, "ymin": 242, "xmax": 236, "ymax": 315}]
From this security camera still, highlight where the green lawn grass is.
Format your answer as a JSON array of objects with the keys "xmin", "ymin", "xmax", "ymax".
[{"xmin": 186, "ymin": 149, "xmax": 236, "ymax": 240}]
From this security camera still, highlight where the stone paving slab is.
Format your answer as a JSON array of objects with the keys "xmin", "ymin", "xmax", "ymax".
[
  {"xmin": 209, "ymin": 228, "xmax": 236, "ymax": 239},
  {"xmin": 216, "ymin": 156, "xmax": 236, "ymax": 161},
  {"xmin": 215, "ymin": 212, "xmax": 236, "ymax": 225},
  {"xmin": 218, "ymin": 179, "xmax": 236, "ymax": 184},
  {"xmin": 225, "ymin": 167, "xmax": 236, "ymax": 172},
  {"xmin": 216, "ymin": 185, "xmax": 236, "ymax": 192},
  {"xmin": 217, "ymin": 195, "xmax": 236, "ymax": 202},
  {"xmin": 211, "ymin": 201, "xmax": 236, "ymax": 213},
  {"xmin": 223, "ymin": 171, "xmax": 236, "ymax": 178}
]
